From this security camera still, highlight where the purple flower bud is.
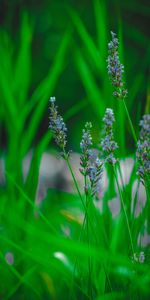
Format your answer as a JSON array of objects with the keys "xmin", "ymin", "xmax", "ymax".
[
  {"xmin": 80, "ymin": 123, "xmax": 103, "ymax": 198},
  {"xmin": 136, "ymin": 114, "xmax": 150, "ymax": 185},
  {"xmin": 80, "ymin": 122, "xmax": 93, "ymax": 176},
  {"xmin": 107, "ymin": 31, "xmax": 127, "ymax": 99},
  {"xmin": 49, "ymin": 97, "xmax": 68, "ymax": 152},
  {"xmin": 101, "ymin": 108, "xmax": 118, "ymax": 165}
]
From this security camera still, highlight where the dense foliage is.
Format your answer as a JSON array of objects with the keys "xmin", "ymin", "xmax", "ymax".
[{"xmin": 0, "ymin": 1, "xmax": 150, "ymax": 299}]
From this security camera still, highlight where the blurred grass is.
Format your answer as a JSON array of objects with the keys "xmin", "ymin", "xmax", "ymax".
[{"xmin": 0, "ymin": 0, "xmax": 150, "ymax": 299}]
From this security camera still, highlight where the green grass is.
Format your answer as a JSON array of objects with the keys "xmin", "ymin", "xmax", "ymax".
[{"xmin": 0, "ymin": 1, "xmax": 150, "ymax": 299}]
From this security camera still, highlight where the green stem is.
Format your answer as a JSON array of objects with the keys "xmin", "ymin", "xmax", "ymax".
[
  {"xmin": 122, "ymin": 99, "xmax": 137, "ymax": 143},
  {"xmin": 113, "ymin": 165, "xmax": 135, "ymax": 257},
  {"xmin": 84, "ymin": 176, "xmax": 92, "ymax": 299},
  {"xmin": 144, "ymin": 178, "xmax": 150, "ymax": 200},
  {"xmin": 65, "ymin": 155, "xmax": 83, "ymax": 204}
]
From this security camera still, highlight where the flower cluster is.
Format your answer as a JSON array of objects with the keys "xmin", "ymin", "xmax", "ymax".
[
  {"xmin": 136, "ymin": 114, "xmax": 150, "ymax": 185},
  {"xmin": 107, "ymin": 31, "xmax": 128, "ymax": 99},
  {"xmin": 101, "ymin": 108, "xmax": 118, "ymax": 165},
  {"xmin": 132, "ymin": 251, "xmax": 145, "ymax": 264},
  {"xmin": 80, "ymin": 122, "xmax": 93, "ymax": 176},
  {"xmin": 87, "ymin": 157, "xmax": 103, "ymax": 197},
  {"xmin": 49, "ymin": 97, "xmax": 68, "ymax": 153},
  {"xmin": 80, "ymin": 123, "xmax": 103, "ymax": 198}
]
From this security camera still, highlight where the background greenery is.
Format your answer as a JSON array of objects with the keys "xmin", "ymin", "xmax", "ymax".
[{"xmin": 0, "ymin": 0, "xmax": 150, "ymax": 299}]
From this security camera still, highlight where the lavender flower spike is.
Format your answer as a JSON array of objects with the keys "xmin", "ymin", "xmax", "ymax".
[
  {"xmin": 88, "ymin": 157, "xmax": 103, "ymax": 198},
  {"xmin": 101, "ymin": 108, "xmax": 118, "ymax": 165},
  {"xmin": 80, "ymin": 123, "xmax": 103, "ymax": 198},
  {"xmin": 49, "ymin": 97, "xmax": 67, "ymax": 152},
  {"xmin": 80, "ymin": 122, "xmax": 93, "ymax": 176},
  {"xmin": 107, "ymin": 31, "xmax": 127, "ymax": 99},
  {"xmin": 136, "ymin": 114, "xmax": 150, "ymax": 185}
]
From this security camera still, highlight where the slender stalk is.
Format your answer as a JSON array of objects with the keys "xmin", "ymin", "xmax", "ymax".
[
  {"xmin": 84, "ymin": 176, "xmax": 92, "ymax": 299},
  {"xmin": 116, "ymin": 161, "xmax": 125, "ymax": 188},
  {"xmin": 65, "ymin": 154, "xmax": 83, "ymax": 204},
  {"xmin": 122, "ymin": 99, "xmax": 137, "ymax": 143},
  {"xmin": 132, "ymin": 181, "xmax": 140, "ymax": 219},
  {"xmin": 145, "ymin": 186, "xmax": 150, "ymax": 203},
  {"xmin": 113, "ymin": 165, "xmax": 135, "ymax": 257}
]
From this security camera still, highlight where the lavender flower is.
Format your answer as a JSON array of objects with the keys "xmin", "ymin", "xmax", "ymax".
[
  {"xmin": 88, "ymin": 157, "xmax": 103, "ymax": 198},
  {"xmin": 139, "ymin": 114, "xmax": 150, "ymax": 139},
  {"xmin": 107, "ymin": 31, "xmax": 128, "ymax": 99},
  {"xmin": 80, "ymin": 123, "xmax": 103, "ymax": 198},
  {"xmin": 80, "ymin": 122, "xmax": 93, "ymax": 176},
  {"xmin": 101, "ymin": 108, "xmax": 118, "ymax": 165},
  {"xmin": 49, "ymin": 97, "xmax": 67, "ymax": 154},
  {"xmin": 139, "ymin": 251, "xmax": 145, "ymax": 263},
  {"xmin": 132, "ymin": 251, "xmax": 145, "ymax": 264},
  {"xmin": 136, "ymin": 114, "xmax": 150, "ymax": 185}
]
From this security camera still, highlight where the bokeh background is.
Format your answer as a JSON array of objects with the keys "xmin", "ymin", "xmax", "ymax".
[
  {"xmin": 0, "ymin": 1, "xmax": 150, "ymax": 299},
  {"xmin": 0, "ymin": 0, "xmax": 149, "ymax": 155}
]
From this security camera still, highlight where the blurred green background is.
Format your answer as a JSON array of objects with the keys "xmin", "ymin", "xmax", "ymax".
[
  {"xmin": 0, "ymin": 0, "xmax": 150, "ymax": 299},
  {"xmin": 0, "ymin": 0, "xmax": 149, "ymax": 155}
]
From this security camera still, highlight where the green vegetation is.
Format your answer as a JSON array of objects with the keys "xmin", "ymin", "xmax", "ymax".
[{"xmin": 0, "ymin": 1, "xmax": 150, "ymax": 299}]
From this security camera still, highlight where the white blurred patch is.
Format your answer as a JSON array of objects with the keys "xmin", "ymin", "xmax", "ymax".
[
  {"xmin": 108, "ymin": 197, "xmax": 121, "ymax": 218},
  {"xmin": 116, "ymin": 157, "xmax": 134, "ymax": 187},
  {"xmin": 53, "ymin": 252, "xmax": 73, "ymax": 272},
  {"xmin": 132, "ymin": 180, "xmax": 146, "ymax": 217}
]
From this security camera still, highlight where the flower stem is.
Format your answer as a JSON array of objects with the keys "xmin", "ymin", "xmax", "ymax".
[
  {"xmin": 84, "ymin": 176, "xmax": 93, "ymax": 299},
  {"xmin": 65, "ymin": 155, "xmax": 83, "ymax": 204},
  {"xmin": 122, "ymin": 99, "xmax": 137, "ymax": 143}
]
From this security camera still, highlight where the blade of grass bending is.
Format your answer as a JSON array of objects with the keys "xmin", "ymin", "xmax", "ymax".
[
  {"xmin": 0, "ymin": 253, "xmax": 22, "ymax": 282},
  {"xmin": 13, "ymin": 12, "xmax": 32, "ymax": 106},
  {"xmin": 21, "ymin": 28, "xmax": 71, "ymax": 120},
  {"xmin": 64, "ymin": 98, "xmax": 87, "ymax": 120},
  {"xmin": 0, "ymin": 67, "xmax": 18, "ymax": 129},
  {"xmin": 0, "ymin": 30, "xmax": 13, "ymax": 80},
  {"xmin": 5, "ymin": 171, "xmax": 58, "ymax": 234},
  {"xmin": 0, "ymin": 32, "xmax": 18, "ymax": 129},
  {"xmin": 0, "ymin": 252, "xmax": 39, "ymax": 299},
  {"xmin": 75, "ymin": 49, "xmax": 105, "ymax": 118},
  {"xmin": 5, "ymin": 266, "xmax": 38, "ymax": 300},
  {"xmin": 24, "ymin": 131, "xmax": 51, "ymax": 201},
  {"xmin": 125, "ymin": 44, "xmax": 150, "ymax": 113},
  {"xmin": 93, "ymin": 0, "xmax": 108, "ymax": 70},
  {"xmin": 68, "ymin": 7, "xmax": 103, "ymax": 73},
  {"xmin": 20, "ymin": 30, "xmax": 70, "ymax": 157}
]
